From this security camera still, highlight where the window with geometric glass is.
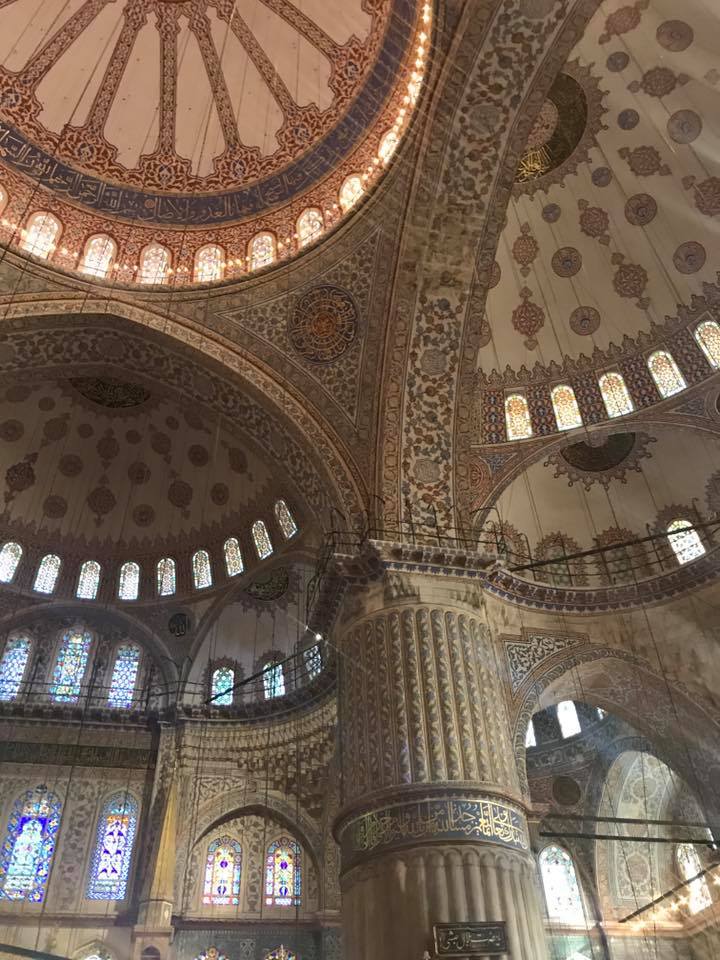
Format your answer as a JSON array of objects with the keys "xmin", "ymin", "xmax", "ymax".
[
  {"xmin": 87, "ymin": 792, "xmax": 138, "ymax": 900},
  {"xmin": 694, "ymin": 320, "xmax": 720, "ymax": 369},
  {"xmin": 538, "ymin": 845, "xmax": 585, "ymax": 923},
  {"xmin": 303, "ymin": 644, "xmax": 322, "ymax": 680},
  {"xmin": 192, "ymin": 550, "xmax": 212, "ymax": 589},
  {"xmin": 203, "ymin": 836, "xmax": 242, "ymax": 905},
  {"xmin": 76, "ymin": 560, "xmax": 101, "ymax": 600},
  {"xmin": 21, "ymin": 212, "xmax": 61, "ymax": 259},
  {"xmin": 557, "ymin": 701, "xmax": 581, "ymax": 739},
  {"xmin": 211, "ymin": 666, "xmax": 234, "ymax": 706},
  {"xmin": 505, "ymin": 393, "xmax": 532, "ymax": 440},
  {"xmin": 666, "ymin": 519, "xmax": 705, "ymax": 565},
  {"xmin": 263, "ymin": 662, "xmax": 285, "ymax": 699},
  {"xmin": 252, "ymin": 520, "xmax": 273, "ymax": 560},
  {"xmin": 0, "ymin": 786, "xmax": 62, "ymax": 901},
  {"xmin": 0, "ymin": 634, "xmax": 32, "ymax": 702},
  {"xmin": 223, "ymin": 538, "xmax": 243, "ymax": 577},
  {"xmin": 156, "ymin": 558, "xmax": 176, "ymax": 597},
  {"xmin": 194, "ymin": 244, "xmax": 224, "ymax": 283},
  {"xmin": 379, "ymin": 128, "xmax": 399, "ymax": 163},
  {"xmin": 550, "ymin": 384, "xmax": 583, "ymax": 431},
  {"xmin": 676, "ymin": 843, "xmax": 711, "ymax": 915},
  {"xmin": 51, "ymin": 628, "xmax": 92, "ymax": 702},
  {"xmin": 108, "ymin": 644, "xmax": 141, "ymax": 709},
  {"xmin": 647, "ymin": 350, "xmax": 686, "ymax": 398},
  {"xmin": 249, "ymin": 233, "xmax": 275, "ymax": 271},
  {"xmin": 525, "ymin": 719, "xmax": 536, "ymax": 748},
  {"xmin": 297, "ymin": 208, "xmax": 323, "ymax": 247},
  {"xmin": 80, "ymin": 235, "xmax": 116, "ymax": 279},
  {"xmin": 0, "ymin": 541, "xmax": 22, "ymax": 583},
  {"xmin": 265, "ymin": 838, "xmax": 301, "ymax": 906},
  {"xmin": 33, "ymin": 554, "xmax": 61, "ymax": 594},
  {"xmin": 138, "ymin": 243, "xmax": 170, "ymax": 284},
  {"xmin": 274, "ymin": 500, "xmax": 298, "ymax": 540},
  {"xmin": 118, "ymin": 561, "xmax": 140, "ymax": 600},
  {"xmin": 339, "ymin": 175, "xmax": 363, "ymax": 212},
  {"xmin": 598, "ymin": 371, "xmax": 633, "ymax": 418}
]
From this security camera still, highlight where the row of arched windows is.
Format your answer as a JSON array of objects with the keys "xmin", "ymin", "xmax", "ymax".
[
  {"xmin": 209, "ymin": 645, "xmax": 323, "ymax": 706},
  {"xmin": 203, "ymin": 835, "xmax": 302, "ymax": 908},
  {"xmin": 504, "ymin": 329, "xmax": 720, "ymax": 441},
  {"xmin": 0, "ymin": 501, "xmax": 298, "ymax": 600}
]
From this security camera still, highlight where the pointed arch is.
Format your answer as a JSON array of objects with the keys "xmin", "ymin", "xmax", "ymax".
[
  {"xmin": 339, "ymin": 175, "xmax": 363, "ymax": 211},
  {"xmin": 647, "ymin": 350, "xmax": 686, "ymax": 398},
  {"xmin": 192, "ymin": 550, "xmax": 212, "ymax": 589},
  {"xmin": 51, "ymin": 627, "xmax": 93, "ymax": 702},
  {"xmin": 538, "ymin": 844, "xmax": 585, "ymax": 923},
  {"xmin": 156, "ymin": 558, "xmax": 176, "ymax": 596},
  {"xmin": 0, "ymin": 633, "xmax": 32, "ymax": 702},
  {"xmin": 598, "ymin": 371, "xmax": 633, "ymax": 418},
  {"xmin": 252, "ymin": 520, "xmax": 273, "ymax": 560},
  {"xmin": 223, "ymin": 538, "xmax": 243, "ymax": 577},
  {"xmin": 33, "ymin": 553, "xmax": 61, "ymax": 594},
  {"xmin": 265, "ymin": 837, "xmax": 301, "ymax": 906},
  {"xmin": 194, "ymin": 244, "xmax": 224, "ymax": 283},
  {"xmin": 249, "ymin": 232, "xmax": 275, "ymax": 271},
  {"xmin": 211, "ymin": 666, "xmax": 234, "ymax": 706},
  {"xmin": 296, "ymin": 208, "xmax": 324, "ymax": 247},
  {"xmin": 87, "ymin": 792, "xmax": 138, "ymax": 900},
  {"xmin": 118, "ymin": 561, "xmax": 140, "ymax": 600},
  {"xmin": 80, "ymin": 235, "xmax": 116, "ymax": 279},
  {"xmin": 203, "ymin": 836, "xmax": 242, "ymax": 905},
  {"xmin": 21, "ymin": 212, "xmax": 61, "ymax": 259},
  {"xmin": 274, "ymin": 499, "xmax": 298, "ymax": 540},
  {"xmin": 77, "ymin": 560, "xmax": 101, "ymax": 600},
  {"xmin": 550, "ymin": 384, "xmax": 582, "ymax": 430},
  {"xmin": 138, "ymin": 243, "xmax": 170, "ymax": 284},
  {"xmin": 694, "ymin": 320, "xmax": 720, "ymax": 368},
  {"xmin": 108, "ymin": 644, "xmax": 141, "ymax": 709},
  {"xmin": 263, "ymin": 661, "xmax": 285, "ymax": 699},
  {"xmin": 0, "ymin": 541, "xmax": 22, "ymax": 583},
  {"xmin": 0, "ymin": 786, "xmax": 62, "ymax": 901},
  {"xmin": 504, "ymin": 393, "xmax": 532, "ymax": 440}
]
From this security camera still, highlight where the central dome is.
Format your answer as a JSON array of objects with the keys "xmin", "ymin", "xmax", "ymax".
[{"xmin": 0, "ymin": 0, "xmax": 429, "ymax": 283}]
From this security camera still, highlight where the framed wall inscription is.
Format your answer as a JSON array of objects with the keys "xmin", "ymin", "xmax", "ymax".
[{"xmin": 433, "ymin": 922, "xmax": 509, "ymax": 956}]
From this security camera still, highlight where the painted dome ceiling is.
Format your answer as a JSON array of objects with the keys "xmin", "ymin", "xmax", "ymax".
[{"xmin": 0, "ymin": 0, "xmax": 429, "ymax": 283}]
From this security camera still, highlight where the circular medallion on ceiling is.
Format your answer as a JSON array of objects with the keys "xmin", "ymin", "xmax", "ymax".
[
  {"xmin": 552, "ymin": 776, "xmax": 582, "ymax": 806},
  {"xmin": 69, "ymin": 376, "xmax": 151, "ymax": 409},
  {"xmin": 289, "ymin": 286, "xmax": 359, "ymax": 363},
  {"xmin": 561, "ymin": 433, "xmax": 636, "ymax": 472}
]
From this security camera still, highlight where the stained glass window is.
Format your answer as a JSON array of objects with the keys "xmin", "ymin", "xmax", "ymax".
[
  {"xmin": 505, "ymin": 393, "xmax": 532, "ymax": 440},
  {"xmin": 647, "ymin": 350, "xmax": 686, "ymax": 398},
  {"xmin": 274, "ymin": 500, "xmax": 298, "ymax": 540},
  {"xmin": 297, "ymin": 208, "xmax": 324, "ymax": 247},
  {"xmin": 203, "ymin": 836, "xmax": 242, "ymax": 905},
  {"xmin": 118, "ymin": 561, "xmax": 140, "ymax": 600},
  {"xmin": 379, "ymin": 128, "xmax": 399, "ymax": 163},
  {"xmin": 33, "ymin": 554, "xmax": 61, "ymax": 594},
  {"xmin": 138, "ymin": 243, "xmax": 170, "ymax": 284},
  {"xmin": 108, "ymin": 644, "xmax": 141, "ymax": 709},
  {"xmin": 539, "ymin": 845, "xmax": 585, "ymax": 923},
  {"xmin": 598, "ymin": 371, "xmax": 633, "ymax": 418},
  {"xmin": 0, "ymin": 541, "xmax": 22, "ymax": 583},
  {"xmin": 77, "ymin": 560, "xmax": 101, "ymax": 600},
  {"xmin": 249, "ymin": 233, "xmax": 275, "ymax": 271},
  {"xmin": 87, "ymin": 792, "xmax": 138, "ymax": 900},
  {"xmin": 0, "ymin": 635, "xmax": 31, "ymax": 702},
  {"xmin": 223, "ymin": 538, "xmax": 244, "ymax": 577},
  {"xmin": 157, "ymin": 558, "xmax": 176, "ymax": 596},
  {"xmin": 525, "ymin": 720, "xmax": 536, "ymax": 748},
  {"xmin": 667, "ymin": 519, "xmax": 705, "ymax": 565},
  {"xmin": 557, "ymin": 701, "xmax": 581, "ymax": 739},
  {"xmin": 265, "ymin": 949, "xmax": 296, "ymax": 960},
  {"xmin": 21, "ymin": 212, "xmax": 61, "ymax": 259},
  {"xmin": 252, "ymin": 520, "xmax": 273, "ymax": 560},
  {"xmin": 263, "ymin": 662, "xmax": 285, "ymax": 699},
  {"xmin": 303, "ymin": 644, "xmax": 322, "ymax": 680},
  {"xmin": 194, "ymin": 245, "xmax": 224, "ymax": 283},
  {"xmin": 550, "ymin": 384, "xmax": 583, "ymax": 431},
  {"xmin": 0, "ymin": 786, "xmax": 61, "ymax": 901},
  {"xmin": 51, "ymin": 628, "xmax": 92, "ymax": 702},
  {"xmin": 694, "ymin": 320, "xmax": 720, "ymax": 369},
  {"xmin": 339, "ymin": 175, "xmax": 363, "ymax": 212},
  {"xmin": 265, "ymin": 838, "xmax": 301, "ymax": 906},
  {"xmin": 192, "ymin": 550, "xmax": 212, "ymax": 589},
  {"xmin": 211, "ymin": 666, "xmax": 234, "ymax": 706},
  {"xmin": 80, "ymin": 235, "xmax": 116, "ymax": 279},
  {"xmin": 677, "ymin": 843, "xmax": 711, "ymax": 914}
]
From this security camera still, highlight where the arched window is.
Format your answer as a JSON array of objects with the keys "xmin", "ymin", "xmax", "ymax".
[
  {"xmin": 203, "ymin": 836, "xmax": 242, "ymax": 905},
  {"xmin": 77, "ymin": 560, "xmax": 101, "ymax": 600},
  {"xmin": 666, "ymin": 519, "xmax": 705, "ymax": 565},
  {"xmin": 33, "ymin": 553, "xmax": 61, "ymax": 594},
  {"xmin": 252, "ymin": 520, "xmax": 273, "ymax": 560},
  {"xmin": 525, "ymin": 719, "xmax": 536, "ymax": 748},
  {"xmin": 21, "ymin": 212, "xmax": 61, "ymax": 259},
  {"xmin": 339, "ymin": 175, "xmax": 364, "ymax": 212},
  {"xmin": 211, "ymin": 666, "xmax": 234, "ymax": 706},
  {"xmin": 303, "ymin": 644, "xmax": 322, "ymax": 680},
  {"xmin": 156, "ymin": 558, "xmax": 176, "ymax": 596},
  {"xmin": 263, "ymin": 661, "xmax": 285, "ymax": 699},
  {"xmin": 108, "ymin": 644, "xmax": 141, "ymax": 709},
  {"xmin": 51, "ymin": 627, "xmax": 92, "ymax": 702},
  {"xmin": 379, "ymin": 128, "xmax": 399, "ymax": 163},
  {"xmin": 647, "ymin": 350, "xmax": 686, "ymax": 398},
  {"xmin": 192, "ymin": 550, "xmax": 212, "ymax": 589},
  {"xmin": 539, "ymin": 845, "xmax": 585, "ymax": 923},
  {"xmin": 265, "ymin": 950, "xmax": 297, "ymax": 960},
  {"xmin": 677, "ymin": 843, "xmax": 711, "ymax": 914},
  {"xmin": 694, "ymin": 320, "xmax": 720, "ymax": 368},
  {"xmin": 557, "ymin": 701, "xmax": 581, "ymax": 738},
  {"xmin": 0, "ymin": 541, "xmax": 22, "ymax": 583},
  {"xmin": 0, "ymin": 786, "xmax": 62, "ymax": 901},
  {"xmin": 118, "ymin": 561, "xmax": 140, "ymax": 600},
  {"xmin": 223, "ymin": 538, "xmax": 243, "ymax": 577},
  {"xmin": 80, "ymin": 234, "xmax": 116, "ymax": 279},
  {"xmin": 265, "ymin": 838, "xmax": 301, "ymax": 906},
  {"xmin": 249, "ymin": 232, "xmax": 275, "ymax": 271},
  {"xmin": 598, "ymin": 371, "xmax": 633, "ymax": 418},
  {"xmin": 551, "ymin": 384, "xmax": 583, "ymax": 431},
  {"xmin": 87, "ymin": 792, "xmax": 138, "ymax": 900},
  {"xmin": 505, "ymin": 393, "xmax": 532, "ymax": 440},
  {"xmin": 297, "ymin": 208, "xmax": 324, "ymax": 247},
  {"xmin": 194, "ymin": 244, "xmax": 224, "ymax": 283},
  {"xmin": 274, "ymin": 499, "xmax": 298, "ymax": 540},
  {"xmin": 0, "ymin": 634, "xmax": 32, "ymax": 702},
  {"xmin": 0, "ymin": 186, "xmax": 7, "ymax": 214},
  {"xmin": 138, "ymin": 243, "xmax": 170, "ymax": 284}
]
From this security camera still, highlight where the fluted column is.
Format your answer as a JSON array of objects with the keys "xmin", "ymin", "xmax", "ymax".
[{"xmin": 334, "ymin": 569, "xmax": 547, "ymax": 960}]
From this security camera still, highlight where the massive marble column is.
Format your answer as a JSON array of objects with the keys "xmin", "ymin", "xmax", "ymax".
[{"xmin": 333, "ymin": 564, "xmax": 547, "ymax": 959}]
